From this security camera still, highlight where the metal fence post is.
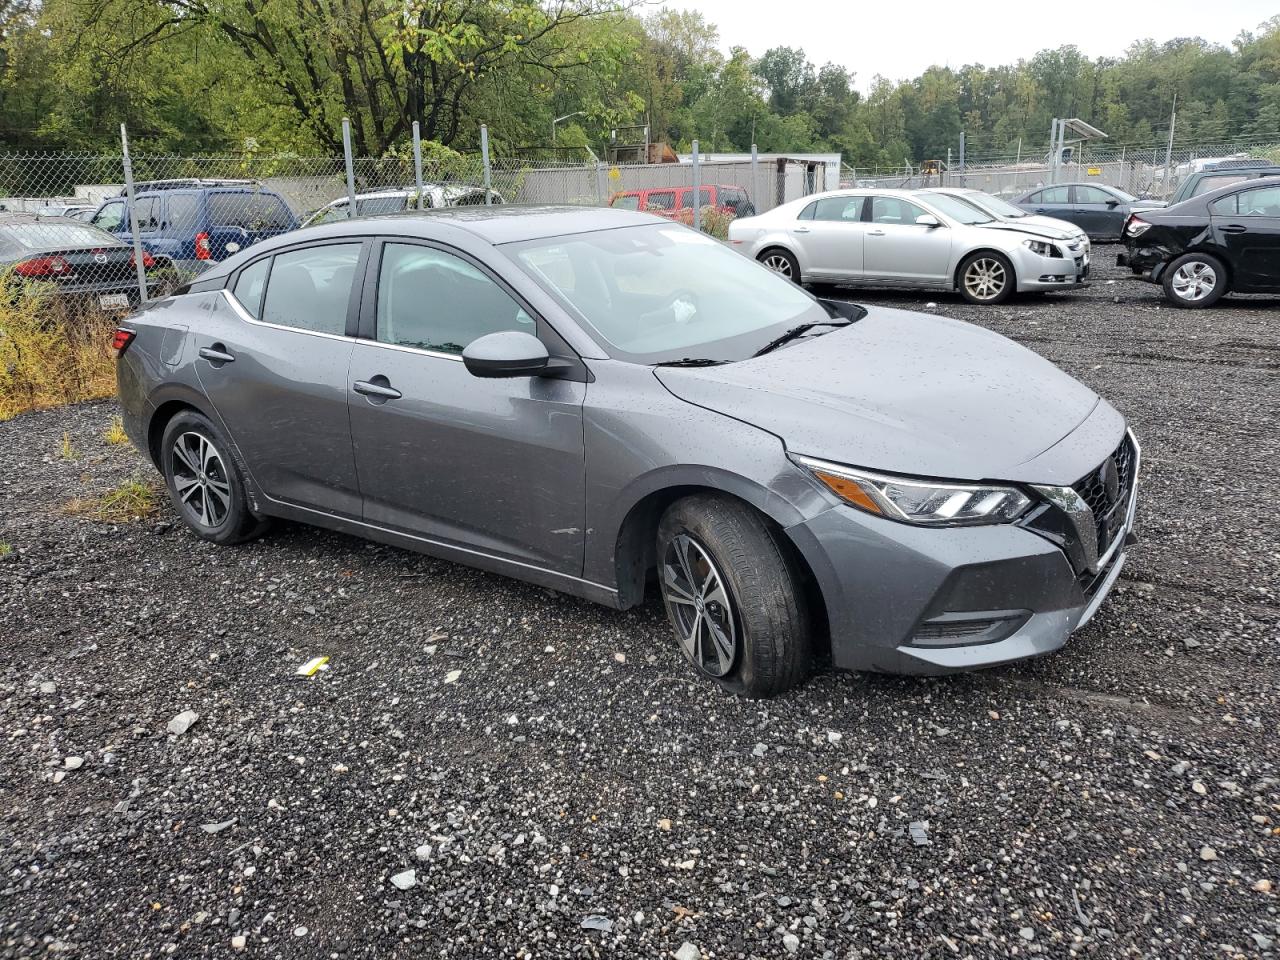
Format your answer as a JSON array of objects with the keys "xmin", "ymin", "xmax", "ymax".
[
  {"xmin": 594, "ymin": 162, "xmax": 606, "ymax": 205},
  {"xmin": 119, "ymin": 124, "xmax": 149, "ymax": 305},
  {"xmin": 412, "ymin": 121, "xmax": 425, "ymax": 210},
  {"xmin": 341, "ymin": 117, "xmax": 357, "ymax": 218},
  {"xmin": 480, "ymin": 124, "xmax": 492, "ymax": 206},
  {"xmin": 691, "ymin": 139, "xmax": 701, "ymax": 232},
  {"xmin": 750, "ymin": 143, "xmax": 758, "ymax": 210}
]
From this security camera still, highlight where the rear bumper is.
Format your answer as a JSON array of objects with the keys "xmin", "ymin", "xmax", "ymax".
[{"xmin": 1117, "ymin": 246, "xmax": 1168, "ymax": 281}]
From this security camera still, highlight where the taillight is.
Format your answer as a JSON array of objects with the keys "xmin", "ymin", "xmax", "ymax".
[
  {"xmin": 110, "ymin": 328, "xmax": 136, "ymax": 358},
  {"xmin": 1125, "ymin": 216, "xmax": 1152, "ymax": 238},
  {"xmin": 195, "ymin": 232, "xmax": 211, "ymax": 260},
  {"xmin": 129, "ymin": 250, "xmax": 156, "ymax": 269},
  {"xmin": 14, "ymin": 255, "xmax": 71, "ymax": 278}
]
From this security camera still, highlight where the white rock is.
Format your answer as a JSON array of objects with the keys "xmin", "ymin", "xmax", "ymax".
[
  {"xmin": 415, "ymin": 843, "xmax": 432, "ymax": 861},
  {"xmin": 674, "ymin": 943, "xmax": 700, "ymax": 960},
  {"xmin": 167, "ymin": 710, "xmax": 199, "ymax": 735},
  {"xmin": 1200, "ymin": 846, "xmax": 1217, "ymax": 861},
  {"xmin": 63, "ymin": 756, "xmax": 84, "ymax": 770},
  {"xmin": 39, "ymin": 681, "xmax": 56, "ymax": 695},
  {"xmin": 443, "ymin": 670, "xmax": 462, "ymax": 684},
  {"xmin": 231, "ymin": 935, "xmax": 247, "ymax": 951},
  {"xmin": 391, "ymin": 868, "xmax": 417, "ymax": 890},
  {"xmin": 783, "ymin": 932, "xmax": 800, "ymax": 953},
  {"xmin": 294, "ymin": 926, "xmax": 307, "ymax": 937}
]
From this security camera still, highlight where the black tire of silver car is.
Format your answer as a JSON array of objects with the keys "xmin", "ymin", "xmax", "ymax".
[
  {"xmin": 160, "ymin": 410, "xmax": 266, "ymax": 545},
  {"xmin": 958, "ymin": 251, "xmax": 1015, "ymax": 304},
  {"xmin": 758, "ymin": 248, "xmax": 801, "ymax": 284},
  {"xmin": 1161, "ymin": 252, "xmax": 1227, "ymax": 308},
  {"xmin": 657, "ymin": 495, "xmax": 811, "ymax": 697}
]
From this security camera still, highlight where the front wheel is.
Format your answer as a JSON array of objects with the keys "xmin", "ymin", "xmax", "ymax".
[
  {"xmin": 1162, "ymin": 252, "xmax": 1227, "ymax": 308},
  {"xmin": 657, "ymin": 495, "xmax": 811, "ymax": 697},
  {"xmin": 958, "ymin": 251, "xmax": 1015, "ymax": 304}
]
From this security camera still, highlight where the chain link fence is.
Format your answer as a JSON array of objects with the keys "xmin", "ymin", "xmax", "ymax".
[{"xmin": 0, "ymin": 124, "xmax": 827, "ymax": 310}]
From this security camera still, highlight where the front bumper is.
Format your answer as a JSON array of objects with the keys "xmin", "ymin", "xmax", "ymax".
[
  {"xmin": 1014, "ymin": 247, "xmax": 1090, "ymax": 291},
  {"xmin": 785, "ymin": 436, "xmax": 1139, "ymax": 676}
]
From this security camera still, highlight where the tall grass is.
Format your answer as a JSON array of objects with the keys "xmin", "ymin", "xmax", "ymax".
[{"xmin": 0, "ymin": 285, "xmax": 119, "ymax": 421}]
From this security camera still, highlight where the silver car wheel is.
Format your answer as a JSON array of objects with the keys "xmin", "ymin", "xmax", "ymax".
[
  {"xmin": 661, "ymin": 533, "xmax": 738, "ymax": 678},
  {"xmin": 963, "ymin": 257, "xmax": 1007, "ymax": 301},
  {"xmin": 1170, "ymin": 261, "xmax": 1217, "ymax": 301},
  {"xmin": 171, "ymin": 431, "xmax": 231, "ymax": 528},
  {"xmin": 761, "ymin": 253, "xmax": 794, "ymax": 278}
]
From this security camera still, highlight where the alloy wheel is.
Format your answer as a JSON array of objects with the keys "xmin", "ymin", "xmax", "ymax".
[
  {"xmin": 170, "ymin": 431, "xmax": 231, "ymax": 528},
  {"xmin": 661, "ymin": 533, "xmax": 738, "ymax": 678},
  {"xmin": 762, "ymin": 253, "xmax": 794, "ymax": 278},
  {"xmin": 964, "ymin": 257, "xmax": 1007, "ymax": 301},
  {"xmin": 1170, "ymin": 261, "xmax": 1217, "ymax": 302}
]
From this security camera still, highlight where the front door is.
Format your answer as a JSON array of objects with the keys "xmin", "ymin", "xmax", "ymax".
[
  {"xmin": 347, "ymin": 240, "xmax": 587, "ymax": 575},
  {"xmin": 1211, "ymin": 184, "xmax": 1280, "ymax": 291},
  {"xmin": 794, "ymin": 195, "xmax": 865, "ymax": 280},
  {"xmin": 193, "ymin": 240, "xmax": 367, "ymax": 518},
  {"xmin": 1072, "ymin": 185, "xmax": 1125, "ymax": 239},
  {"xmin": 862, "ymin": 196, "xmax": 952, "ymax": 282}
]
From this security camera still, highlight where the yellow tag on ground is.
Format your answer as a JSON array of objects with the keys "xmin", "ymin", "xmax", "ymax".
[{"xmin": 296, "ymin": 655, "xmax": 329, "ymax": 677}]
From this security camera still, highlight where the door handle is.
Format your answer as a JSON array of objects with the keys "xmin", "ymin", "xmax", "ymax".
[
  {"xmin": 793, "ymin": 226, "xmax": 811, "ymax": 233},
  {"xmin": 353, "ymin": 378, "xmax": 402, "ymax": 401},
  {"xmin": 1218, "ymin": 224, "xmax": 1247, "ymax": 234},
  {"xmin": 199, "ymin": 344, "xmax": 235, "ymax": 364},
  {"xmin": 868, "ymin": 229, "xmax": 886, "ymax": 236}
]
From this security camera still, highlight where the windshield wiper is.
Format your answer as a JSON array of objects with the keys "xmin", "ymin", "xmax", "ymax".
[
  {"xmin": 751, "ymin": 319, "xmax": 851, "ymax": 358},
  {"xmin": 654, "ymin": 357, "xmax": 730, "ymax": 367}
]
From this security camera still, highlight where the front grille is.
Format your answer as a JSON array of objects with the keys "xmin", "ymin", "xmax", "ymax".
[{"xmin": 1071, "ymin": 434, "xmax": 1136, "ymax": 562}]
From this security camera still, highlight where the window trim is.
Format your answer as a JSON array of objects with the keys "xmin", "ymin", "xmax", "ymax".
[
  {"xmin": 357, "ymin": 236, "xmax": 588, "ymax": 380},
  {"xmin": 1213, "ymin": 185, "xmax": 1280, "ymax": 218},
  {"xmin": 225, "ymin": 237, "xmax": 370, "ymax": 338}
]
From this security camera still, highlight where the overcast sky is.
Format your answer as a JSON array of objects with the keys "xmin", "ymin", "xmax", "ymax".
[{"xmin": 655, "ymin": 0, "xmax": 1278, "ymax": 90}]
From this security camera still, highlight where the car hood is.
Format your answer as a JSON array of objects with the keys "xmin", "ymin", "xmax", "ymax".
[
  {"xmin": 977, "ymin": 220, "xmax": 1080, "ymax": 242},
  {"xmin": 1007, "ymin": 214, "xmax": 1085, "ymax": 238},
  {"xmin": 655, "ymin": 307, "xmax": 1105, "ymax": 484}
]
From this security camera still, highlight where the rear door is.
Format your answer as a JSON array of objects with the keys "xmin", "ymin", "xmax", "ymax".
[
  {"xmin": 792, "ymin": 195, "xmax": 866, "ymax": 279},
  {"xmin": 863, "ymin": 195, "xmax": 952, "ymax": 282},
  {"xmin": 346, "ymin": 239, "xmax": 586, "ymax": 573},
  {"xmin": 193, "ymin": 239, "xmax": 368, "ymax": 517},
  {"xmin": 1024, "ymin": 185, "xmax": 1075, "ymax": 225},
  {"xmin": 1210, "ymin": 184, "xmax": 1280, "ymax": 291}
]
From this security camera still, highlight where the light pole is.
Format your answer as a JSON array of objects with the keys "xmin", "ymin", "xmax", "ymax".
[{"xmin": 552, "ymin": 111, "xmax": 586, "ymax": 145}]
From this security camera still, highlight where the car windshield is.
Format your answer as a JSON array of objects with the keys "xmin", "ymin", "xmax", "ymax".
[
  {"xmin": 510, "ymin": 224, "xmax": 833, "ymax": 364},
  {"xmin": 916, "ymin": 193, "xmax": 995, "ymax": 224},
  {"xmin": 959, "ymin": 191, "xmax": 1028, "ymax": 218}
]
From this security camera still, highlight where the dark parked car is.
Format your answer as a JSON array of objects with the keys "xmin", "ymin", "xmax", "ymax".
[
  {"xmin": 1118, "ymin": 176, "xmax": 1280, "ymax": 308},
  {"xmin": 0, "ymin": 213, "xmax": 171, "ymax": 309},
  {"xmin": 90, "ymin": 181, "xmax": 298, "ymax": 276},
  {"xmin": 1165, "ymin": 161, "xmax": 1280, "ymax": 208},
  {"xmin": 1013, "ymin": 182, "xmax": 1165, "ymax": 240},
  {"xmin": 114, "ymin": 207, "xmax": 1139, "ymax": 696}
]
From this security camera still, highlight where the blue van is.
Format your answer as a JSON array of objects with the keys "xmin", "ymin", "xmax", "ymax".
[{"xmin": 90, "ymin": 180, "xmax": 299, "ymax": 276}]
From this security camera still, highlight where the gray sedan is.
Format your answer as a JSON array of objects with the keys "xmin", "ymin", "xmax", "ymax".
[
  {"xmin": 1013, "ymin": 182, "xmax": 1165, "ymax": 240},
  {"xmin": 114, "ymin": 207, "xmax": 1138, "ymax": 696}
]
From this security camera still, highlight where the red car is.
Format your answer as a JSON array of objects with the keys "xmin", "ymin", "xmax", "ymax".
[{"xmin": 610, "ymin": 184, "xmax": 755, "ymax": 219}]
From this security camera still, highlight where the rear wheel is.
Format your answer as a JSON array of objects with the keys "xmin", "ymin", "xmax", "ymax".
[
  {"xmin": 958, "ymin": 251, "xmax": 1015, "ymax": 304},
  {"xmin": 758, "ymin": 248, "xmax": 801, "ymax": 284},
  {"xmin": 1162, "ymin": 252, "xmax": 1227, "ymax": 308},
  {"xmin": 657, "ymin": 495, "xmax": 811, "ymax": 697},
  {"xmin": 160, "ymin": 411, "xmax": 266, "ymax": 545}
]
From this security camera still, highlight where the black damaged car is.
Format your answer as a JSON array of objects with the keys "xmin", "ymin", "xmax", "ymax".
[{"xmin": 1118, "ymin": 175, "xmax": 1280, "ymax": 308}]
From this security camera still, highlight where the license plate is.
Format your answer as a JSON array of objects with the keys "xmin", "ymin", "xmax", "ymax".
[{"xmin": 99, "ymin": 293, "xmax": 130, "ymax": 311}]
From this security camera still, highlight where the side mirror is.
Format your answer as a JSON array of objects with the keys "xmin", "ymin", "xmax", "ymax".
[
  {"xmin": 1105, "ymin": 200, "xmax": 1120, "ymax": 208},
  {"xmin": 915, "ymin": 214, "xmax": 941, "ymax": 228},
  {"xmin": 463, "ymin": 330, "xmax": 550, "ymax": 379}
]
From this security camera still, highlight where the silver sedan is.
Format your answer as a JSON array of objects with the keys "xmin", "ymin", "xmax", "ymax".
[{"xmin": 728, "ymin": 188, "xmax": 1090, "ymax": 304}]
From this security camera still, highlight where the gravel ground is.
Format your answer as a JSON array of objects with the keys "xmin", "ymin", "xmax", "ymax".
[{"xmin": 1, "ymin": 248, "xmax": 1277, "ymax": 959}]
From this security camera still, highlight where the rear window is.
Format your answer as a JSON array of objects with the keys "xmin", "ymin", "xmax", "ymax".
[
  {"xmin": 208, "ymin": 192, "xmax": 293, "ymax": 230},
  {"xmin": 0, "ymin": 222, "xmax": 121, "ymax": 250},
  {"xmin": 356, "ymin": 195, "xmax": 408, "ymax": 216}
]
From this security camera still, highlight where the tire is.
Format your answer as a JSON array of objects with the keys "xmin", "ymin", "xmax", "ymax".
[
  {"xmin": 958, "ymin": 251, "xmax": 1015, "ymax": 304},
  {"xmin": 1161, "ymin": 252, "xmax": 1227, "ymax": 308},
  {"xmin": 656, "ymin": 495, "xmax": 811, "ymax": 697},
  {"xmin": 159, "ymin": 410, "xmax": 266, "ymax": 545},
  {"xmin": 758, "ymin": 248, "xmax": 802, "ymax": 284}
]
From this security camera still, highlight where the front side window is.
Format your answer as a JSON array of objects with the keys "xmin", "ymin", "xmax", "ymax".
[
  {"xmin": 1075, "ymin": 185, "xmax": 1115, "ymax": 204},
  {"xmin": 513, "ymin": 224, "xmax": 836, "ymax": 364},
  {"xmin": 93, "ymin": 200, "xmax": 125, "ymax": 232},
  {"xmin": 232, "ymin": 257, "xmax": 270, "ymax": 318},
  {"xmin": 916, "ymin": 193, "xmax": 993, "ymax": 224},
  {"xmin": 870, "ymin": 196, "xmax": 928, "ymax": 225},
  {"xmin": 167, "ymin": 194, "xmax": 200, "ymax": 233},
  {"xmin": 259, "ymin": 243, "xmax": 362, "ymax": 335},
  {"xmin": 1216, "ymin": 185, "xmax": 1280, "ymax": 217},
  {"xmin": 645, "ymin": 191, "xmax": 676, "ymax": 211},
  {"xmin": 810, "ymin": 196, "xmax": 864, "ymax": 221},
  {"xmin": 134, "ymin": 196, "xmax": 161, "ymax": 230},
  {"xmin": 376, "ymin": 243, "xmax": 534, "ymax": 355}
]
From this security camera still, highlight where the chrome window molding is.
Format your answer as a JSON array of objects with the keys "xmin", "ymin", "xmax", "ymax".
[{"xmin": 221, "ymin": 289, "xmax": 355, "ymax": 344}]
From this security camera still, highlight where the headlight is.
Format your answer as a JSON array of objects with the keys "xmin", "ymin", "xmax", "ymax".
[
  {"xmin": 1023, "ymin": 238, "xmax": 1060, "ymax": 257},
  {"xmin": 794, "ymin": 456, "xmax": 1032, "ymax": 526}
]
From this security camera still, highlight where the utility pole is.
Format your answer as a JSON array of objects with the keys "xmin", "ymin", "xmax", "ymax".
[
  {"xmin": 1048, "ymin": 118, "xmax": 1059, "ymax": 183},
  {"xmin": 1162, "ymin": 93, "xmax": 1178, "ymax": 196}
]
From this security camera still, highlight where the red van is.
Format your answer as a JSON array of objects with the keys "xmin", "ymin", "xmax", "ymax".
[{"xmin": 609, "ymin": 185, "xmax": 755, "ymax": 218}]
